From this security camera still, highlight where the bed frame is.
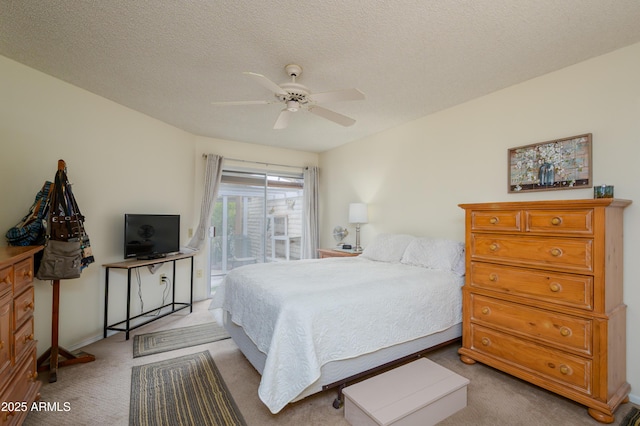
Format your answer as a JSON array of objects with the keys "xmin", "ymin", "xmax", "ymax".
[{"xmin": 222, "ymin": 311, "xmax": 462, "ymax": 409}]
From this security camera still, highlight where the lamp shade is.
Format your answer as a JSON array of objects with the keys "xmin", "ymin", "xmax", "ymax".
[{"xmin": 349, "ymin": 203, "xmax": 368, "ymax": 224}]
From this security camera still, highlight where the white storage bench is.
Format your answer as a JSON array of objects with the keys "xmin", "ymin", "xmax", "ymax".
[{"xmin": 342, "ymin": 357, "xmax": 470, "ymax": 426}]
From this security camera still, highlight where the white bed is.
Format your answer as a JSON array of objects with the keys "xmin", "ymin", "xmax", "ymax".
[{"xmin": 210, "ymin": 234, "xmax": 465, "ymax": 414}]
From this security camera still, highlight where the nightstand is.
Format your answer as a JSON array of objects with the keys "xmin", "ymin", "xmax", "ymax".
[{"xmin": 317, "ymin": 248, "xmax": 361, "ymax": 259}]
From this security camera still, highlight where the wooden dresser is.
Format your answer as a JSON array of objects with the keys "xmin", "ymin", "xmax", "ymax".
[
  {"xmin": 458, "ymin": 199, "xmax": 630, "ymax": 423},
  {"xmin": 0, "ymin": 246, "xmax": 42, "ymax": 426}
]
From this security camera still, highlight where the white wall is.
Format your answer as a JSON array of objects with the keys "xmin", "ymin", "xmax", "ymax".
[
  {"xmin": 0, "ymin": 55, "xmax": 197, "ymax": 352},
  {"xmin": 320, "ymin": 42, "xmax": 640, "ymax": 403},
  {"xmin": 0, "ymin": 55, "xmax": 319, "ymax": 357}
]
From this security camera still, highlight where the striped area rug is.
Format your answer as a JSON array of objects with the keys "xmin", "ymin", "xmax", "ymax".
[
  {"xmin": 133, "ymin": 322, "xmax": 230, "ymax": 358},
  {"xmin": 621, "ymin": 407, "xmax": 640, "ymax": 426},
  {"xmin": 130, "ymin": 350, "xmax": 246, "ymax": 426}
]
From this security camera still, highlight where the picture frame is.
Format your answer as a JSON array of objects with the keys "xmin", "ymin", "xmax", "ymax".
[{"xmin": 508, "ymin": 133, "xmax": 592, "ymax": 193}]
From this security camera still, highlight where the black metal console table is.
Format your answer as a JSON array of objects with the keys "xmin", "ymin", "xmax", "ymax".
[{"xmin": 103, "ymin": 252, "xmax": 195, "ymax": 340}]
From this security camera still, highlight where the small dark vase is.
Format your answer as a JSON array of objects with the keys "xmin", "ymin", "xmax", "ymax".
[{"xmin": 539, "ymin": 163, "xmax": 555, "ymax": 186}]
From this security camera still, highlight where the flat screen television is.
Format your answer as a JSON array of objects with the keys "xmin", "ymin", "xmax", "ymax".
[{"xmin": 124, "ymin": 214, "xmax": 180, "ymax": 259}]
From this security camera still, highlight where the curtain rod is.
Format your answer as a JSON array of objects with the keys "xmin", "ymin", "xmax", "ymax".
[{"xmin": 202, "ymin": 154, "xmax": 306, "ymax": 170}]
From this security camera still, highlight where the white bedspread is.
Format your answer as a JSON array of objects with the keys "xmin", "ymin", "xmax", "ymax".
[{"xmin": 210, "ymin": 257, "xmax": 463, "ymax": 414}]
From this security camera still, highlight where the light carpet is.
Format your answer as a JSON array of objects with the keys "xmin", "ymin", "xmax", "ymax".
[{"xmin": 22, "ymin": 300, "xmax": 639, "ymax": 426}]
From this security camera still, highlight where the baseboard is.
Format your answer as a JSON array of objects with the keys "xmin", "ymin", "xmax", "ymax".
[{"xmin": 67, "ymin": 333, "xmax": 108, "ymax": 352}]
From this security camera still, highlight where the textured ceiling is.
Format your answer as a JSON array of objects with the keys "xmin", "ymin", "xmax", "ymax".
[{"xmin": 2, "ymin": 1, "xmax": 640, "ymax": 152}]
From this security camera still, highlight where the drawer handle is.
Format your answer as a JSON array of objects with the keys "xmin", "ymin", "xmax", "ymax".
[
  {"xmin": 481, "ymin": 337, "xmax": 491, "ymax": 346},
  {"xmin": 0, "ymin": 340, "xmax": 3, "ymax": 350},
  {"xmin": 559, "ymin": 327, "xmax": 571, "ymax": 337},
  {"xmin": 481, "ymin": 307, "xmax": 491, "ymax": 315},
  {"xmin": 550, "ymin": 248, "xmax": 562, "ymax": 257},
  {"xmin": 489, "ymin": 217, "xmax": 499, "ymax": 224},
  {"xmin": 0, "ymin": 276, "xmax": 12, "ymax": 285},
  {"xmin": 24, "ymin": 301, "xmax": 34, "ymax": 311},
  {"xmin": 489, "ymin": 243, "xmax": 499, "ymax": 252},
  {"xmin": 489, "ymin": 273, "xmax": 498, "ymax": 282},
  {"xmin": 559, "ymin": 365, "xmax": 572, "ymax": 375},
  {"xmin": 23, "ymin": 269, "xmax": 33, "ymax": 279},
  {"xmin": 551, "ymin": 217, "xmax": 562, "ymax": 226},
  {"xmin": 28, "ymin": 370, "xmax": 38, "ymax": 381},
  {"xmin": 23, "ymin": 333, "xmax": 34, "ymax": 343},
  {"xmin": 549, "ymin": 283, "xmax": 561, "ymax": 292}
]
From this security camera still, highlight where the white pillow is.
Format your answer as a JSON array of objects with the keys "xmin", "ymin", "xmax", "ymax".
[
  {"xmin": 360, "ymin": 233, "xmax": 415, "ymax": 263},
  {"xmin": 400, "ymin": 237, "xmax": 466, "ymax": 275}
]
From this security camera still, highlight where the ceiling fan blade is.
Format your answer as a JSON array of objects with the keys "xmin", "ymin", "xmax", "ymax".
[
  {"xmin": 211, "ymin": 100, "xmax": 274, "ymax": 106},
  {"xmin": 273, "ymin": 109, "xmax": 292, "ymax": 130},
  {"xmin": 310, "ymin": 88, "xmax": 365, "ymax": 104},
  {"xmin": 244, "ymin": 72, "xmax": 288, "ymax": 96},
  {"xmin": 308, "ymin": 106, "xmax": 356, "ymax": 127}
]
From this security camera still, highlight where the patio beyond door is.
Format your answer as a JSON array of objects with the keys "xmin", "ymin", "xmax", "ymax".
[{"xmin": 209, "ymin": 170, "xmax": 303, "ymax": 289}]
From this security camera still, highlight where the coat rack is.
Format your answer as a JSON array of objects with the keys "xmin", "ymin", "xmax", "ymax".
[{"xmin": 36, "ymin": 159, "xmax": 95, "ymax": 382}]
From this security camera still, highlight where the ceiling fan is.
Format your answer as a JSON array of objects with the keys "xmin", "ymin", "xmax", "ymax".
[{"xmin": 211, "ymin": 64, "xmax": 365, "ymax": 129}]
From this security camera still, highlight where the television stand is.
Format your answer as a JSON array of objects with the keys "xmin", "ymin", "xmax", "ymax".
[
  {"xmin": 136, "ymin": 253, "xmax": 169, "ymax": 260},
  {"xmin": 102, "ymin": 252, "xmax": 195, "ymax": 340}
]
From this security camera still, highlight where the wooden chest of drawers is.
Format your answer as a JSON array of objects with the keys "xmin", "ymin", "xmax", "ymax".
[
  {"xmin": 458, "ymin": 199, "xmax": 631, "ymax": 423},
  {"xmin": 0, "ymin": 246, "xmax": 42, "ymax": 426}
]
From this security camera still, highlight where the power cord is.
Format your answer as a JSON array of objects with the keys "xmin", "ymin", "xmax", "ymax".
[
  {"xmin": 136, "ymin": 270, "xmax": 172, "ymax": 317},
  {"xmin": 136, "ymin": 268, "xmax": 144, "ymax": 313},
  {"xmin": 157, "ymin": 276, "xmax": 171, "ymax": 315}
]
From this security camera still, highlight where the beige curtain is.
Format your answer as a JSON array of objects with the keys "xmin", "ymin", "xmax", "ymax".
[
  {"xmin": 186, "ymin": 154, "xmax": 224, "ymax": 250},
  {"xmin": 301, "ymin": 166, "xmax": 319, "ymax": 259}
]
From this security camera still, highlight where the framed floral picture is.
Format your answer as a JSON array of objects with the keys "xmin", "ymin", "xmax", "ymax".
[{"xmin": 508, "ymin": 133, "xmax": 592, "ymax": 193}]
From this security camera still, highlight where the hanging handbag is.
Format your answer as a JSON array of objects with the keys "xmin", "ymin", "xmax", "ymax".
[
  {"xmin": 80, "ymin": 233, "xmax": 94, "ymax": 270},
  {"xmin": 36, "ymin": 164, "xmax": 87, "ymax": 280},
  {"xmin": 36, "ymin": 239, "xmax": 82, "ymax": 280},
  {"xmin": 49, "ymin": 170, "xmax": 84, "ymax": 241},
  {"xmin": 5, "ymin": 181, "xmax": 52, "ymax": 246},
  {"xmin": 59, "ymin": 173, "xmax": 95, "ymax": 269},
  {"xmin": 50, "ymin": 214, "xmax": 82, "ymax": 241}
]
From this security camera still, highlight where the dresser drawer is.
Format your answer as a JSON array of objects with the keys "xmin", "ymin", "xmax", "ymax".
[
  {"xmin": 0, "ymin": 346, "xmax": 39, "ymax": 426},
  {"xmin": 13, "ymin": 317, "xmax": 35, "ymax": 362},
  {"xmin": 470, "ymin": 234, "xmax": 593, "ymax": 272},
  {"xmin": 469, "ymin": 324, "xmax": 591, "ymax": 394},
  {"xmin": 0, "ymin": 266, "xmax": 11, "ymax": 296},
  {"xmin": 470, "ymin": 210, "xmax": 521, "ymax": 232},
  {"xmin": 0, "ymin": 292, "xmax": 11, "ymax": 379},
  {"xmin": 526, "ymin": 209, "xmax": 594, "ymax": 235},
  {"xmin": 12, "ymin": 257, "xmax": 34, "ymax": 295},
  {"xmin": 469, "ymin": 262, "xmax": 593, "ymax": 310},
  {"xmin": 13, "ymin": 286, "xmax": 34, "ymax": 329},
  {"xmin": 470, "ymin": 294, "xmax": 592, "ymax": 355}
]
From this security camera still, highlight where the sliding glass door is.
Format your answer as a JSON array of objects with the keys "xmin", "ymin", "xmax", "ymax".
[{"xmin": 209, "ymin": 170, "xmax": 303, "ymax": 291}]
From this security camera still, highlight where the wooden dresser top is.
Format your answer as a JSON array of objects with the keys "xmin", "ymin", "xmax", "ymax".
[
  {"xmin": 459, "ymin": 198, "xmax": 631, "ymax": 210},
  {"xmin": 0, "ymin": 246, "xmax": 43, "ymax": 268}
]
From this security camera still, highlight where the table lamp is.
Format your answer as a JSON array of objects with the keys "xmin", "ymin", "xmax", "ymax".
[{"xmin": 349, "ymin": 203, "xmax": 368, "ymax": 252}]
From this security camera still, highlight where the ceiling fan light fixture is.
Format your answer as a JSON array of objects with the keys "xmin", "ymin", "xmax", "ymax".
[{"xmin": 212, "ymin": 64, "xmax": 364, "ymax": 128}]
